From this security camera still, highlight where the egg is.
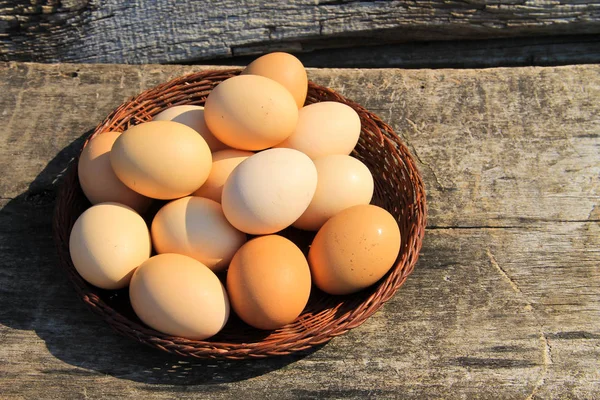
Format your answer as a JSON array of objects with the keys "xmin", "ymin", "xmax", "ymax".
[
  {"xmin": 222, "ymin": 148, "xmax": 317, "ymax": 234},
  {"xmin": 110, "ymin": 121, "xmax": 212, "ymax": 200},
  {"xmin": 77, "ymin": 132, "xmax": 151, "ymax": 213},
  {"xmin": 192, "ymin": 149, "xmax": 253, "ymax": 202},
  {"xmin": 294, "ymin": 155, "xmax": 374, "ymax": 231},
  {"xmin": 204, "ymin": 75, "xmax": 298, "ymax": 150},
  {"xmin": 153, "ymin": 105, "xmax": 229, "ymax": 152},
  {"xmin": 151, "ymin": 196, "xmax": 246, "ymax": 273},
  {"xmin": 226, "ymin": 235, "xmax": 311, "ymax": 330},
  {"xmin": 69, "ymin": 202, "xmax": 151, "ymax": 290},
  {"xmin": 308, "ymin": 204, "xmax": 401, "ymax": 295},
  {"xmin": 129, "ymin": 253, "xmax": 229, "ymax": 340},
  {"xmin": 242, "ymin": 52, "xmax": 308, "ymax": 108},
  {"xmin": 275, "ymin": 102, "xmax": 361, "ymax": 159}
]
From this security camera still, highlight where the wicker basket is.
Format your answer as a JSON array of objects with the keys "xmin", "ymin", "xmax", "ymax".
[{"xmin": 52, "ymin": 68, "xmax": 427, "ymax": 359}]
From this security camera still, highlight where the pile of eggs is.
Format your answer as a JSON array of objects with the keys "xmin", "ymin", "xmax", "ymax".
[{"xmin": 70, "ymin": 52, "xmax": 401, "ymax": 340}]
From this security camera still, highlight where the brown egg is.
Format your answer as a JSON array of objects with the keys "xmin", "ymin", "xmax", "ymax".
[
  {"xmin": 110, "ymin": 121, "xmax": 212, "ymax": 200},
  {"xmin": 151, "ymin": 196, "xmax": 246, "ymax": 273},
  {"xmin": 130, "ymin": 253, "xmax": 229, "ymax": 340},
  {"xmin": 204, "ymin": 75, "xmax": 298, "ymax": 151},
  {"xmin": 308, "ymin": 204, "xmax": 401, "ymax": 295},
  {"xmin": 226, "ymin": 235, "xmax": 311, "ymax": 330},
  {"xmin": 242, "ymin": 52, "xmax": 308, "ymax": 108},
  {"xmin": 153, "ymin": 105, "xmax": 229, "ymax": 152},
  {"xmin": 193, "ymin": 149, "xmax": 253, "ymax": 202},
  {"xmin": 77, "ymin": 132, "xmax": 151, "ymax": 213}
]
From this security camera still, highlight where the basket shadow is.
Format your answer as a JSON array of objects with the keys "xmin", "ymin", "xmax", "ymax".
[{"xmin": 0, "ymin": 130, "xmax": 322, "ymax": 385}]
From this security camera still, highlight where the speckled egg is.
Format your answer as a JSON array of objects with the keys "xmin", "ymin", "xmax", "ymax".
[
  {"xmin": 308, "ymin": 204, "xmax": 401, "ymax": 295},
  {"xmin": 204, "ymin": 75, "xmax": 298, "ymax": 150}
]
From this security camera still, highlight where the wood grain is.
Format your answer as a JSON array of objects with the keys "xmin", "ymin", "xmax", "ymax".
[
  {"xmin": 0, "ymin": 62, "xmax": 598, "ymax": 398},
  {"xmin": 285, "ymin": 35, "xmax": 600, "ymax": 69},
  {"xmin": 1, "ymin": 1, "xmax": 600, "ymax": 64}
]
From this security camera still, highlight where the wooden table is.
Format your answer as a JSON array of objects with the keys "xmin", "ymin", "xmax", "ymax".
[{"xmin": 0, "ymin": 62, "xmax": 598, "ymax": 399}]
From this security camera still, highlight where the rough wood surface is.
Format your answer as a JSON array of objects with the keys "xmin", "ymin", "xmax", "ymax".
[
  {"xmin": 2, "ymin": 1, "xmax": 600, "ymax": 65},
  {"xmin": 0, "ymin": 62, "xmax": 599, "ymax": 399},
  {"xmin": 286, "ymin": 34, "xmax": 600, "ymax": 69}
]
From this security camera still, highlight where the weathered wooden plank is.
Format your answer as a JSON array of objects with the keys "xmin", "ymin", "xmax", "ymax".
[
  {"xmin": 1, "ymin": 1, "xmax": 600, "ymax": 64},
  {"xmin": 283, "ymin": 34, "xmax": 600, "ymax": 69},
  {"xmin": 0, "ymin": 63, "xmax": 598, "ymax": 399}
]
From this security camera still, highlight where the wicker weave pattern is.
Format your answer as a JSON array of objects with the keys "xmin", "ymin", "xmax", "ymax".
[{"xmin": 52, "ymin": 69, "xmax": 427, "ymax": 359}]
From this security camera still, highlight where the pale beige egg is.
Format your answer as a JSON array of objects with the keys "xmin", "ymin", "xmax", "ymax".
[
  {"xmin": 221, "ymin": 148, "xmax": 317, "ymax": 235},
  {"xmin": 151, "ymin": 196, "xmax": 246, "ymax": 273},
  {"xmin": 69, "ymin": 202, "xmax": 151, "ymax": 290},
  {"xmin": 130, "ymin": 253, "xmax": 230, "ymax": 340}
]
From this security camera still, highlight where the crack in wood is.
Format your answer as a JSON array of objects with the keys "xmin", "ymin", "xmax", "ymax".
[
  {"xmin": 487, "ymin": 248, "xmax": 554, "ymax": 399},
  {"xmin": 487, "ymin": 248, "xmax": 522, "ymax": 295},
  {"xmin": 526, "ymin": 333, "xmax": 553, "ymax": 400},
  {"xmin": 403, "ymin": 118, "xmax": 455, "ymax": 193}
]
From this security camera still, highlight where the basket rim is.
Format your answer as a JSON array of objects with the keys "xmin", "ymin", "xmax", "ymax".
[{"xmin": 52, "ymin": 67, "xmax": 427, "ymax": 359}]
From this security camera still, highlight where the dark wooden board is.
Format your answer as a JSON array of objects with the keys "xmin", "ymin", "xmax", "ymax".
[
  {"xmin": 0, "ymin": 62, "xmax": 598, "ymax": 399},
  {"xmin": 280, "ymin": 35, "xmax": 600, "ymax": 69},
  {"xmin": 1, "ymin": 1, "xmax": 600, "ymax": 65}
]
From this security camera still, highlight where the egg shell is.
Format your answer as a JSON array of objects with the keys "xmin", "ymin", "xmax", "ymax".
[
  {"xmin": 192, "ymin": 149, "xmax": 253, "ymax": 203},
  {"xmin": 129, "ymin": 253, "xmax": 229, "ymax": 340},
  {"xmin": 77, "ymin": 132, "xmax": 151, "ymax": 213},
  {"xmin": 308, "ymin": 204, "xmax": 401, "ymax": 295},
  {"xmin": 241, "ymin": 52, "xmax": 308, "ymax": 108},
  {"xmin": 275, "ymin": 101, "xmax": 361, "ymax": 159},
  {"xmin": 151, "ymin": 196, "xmax": 246, "ymax": 273},
  {"xmin": 69, "ymin": 202, "xmax": 151, "ymax": 290},
  {"xmin": 221, "ymin": 148, "xmax": 317, "ymax": 235},
  {"xmin": 294, "ymin": 155, "xmax": 374, "ymax": 231},
  {"xmin": 110, "ymin": 121, "xmax": 212, "ymax": 200},
  {"xmin": 204, "ymin": 75, "xmax": 298, "ymax": 151},
  {"xmin": 153, "ymin": 105, "xmax": 229, "ymax": 152},
  {"xmin": 226, "ymin": 235, "xmax": 311, "ymax": 330}
]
